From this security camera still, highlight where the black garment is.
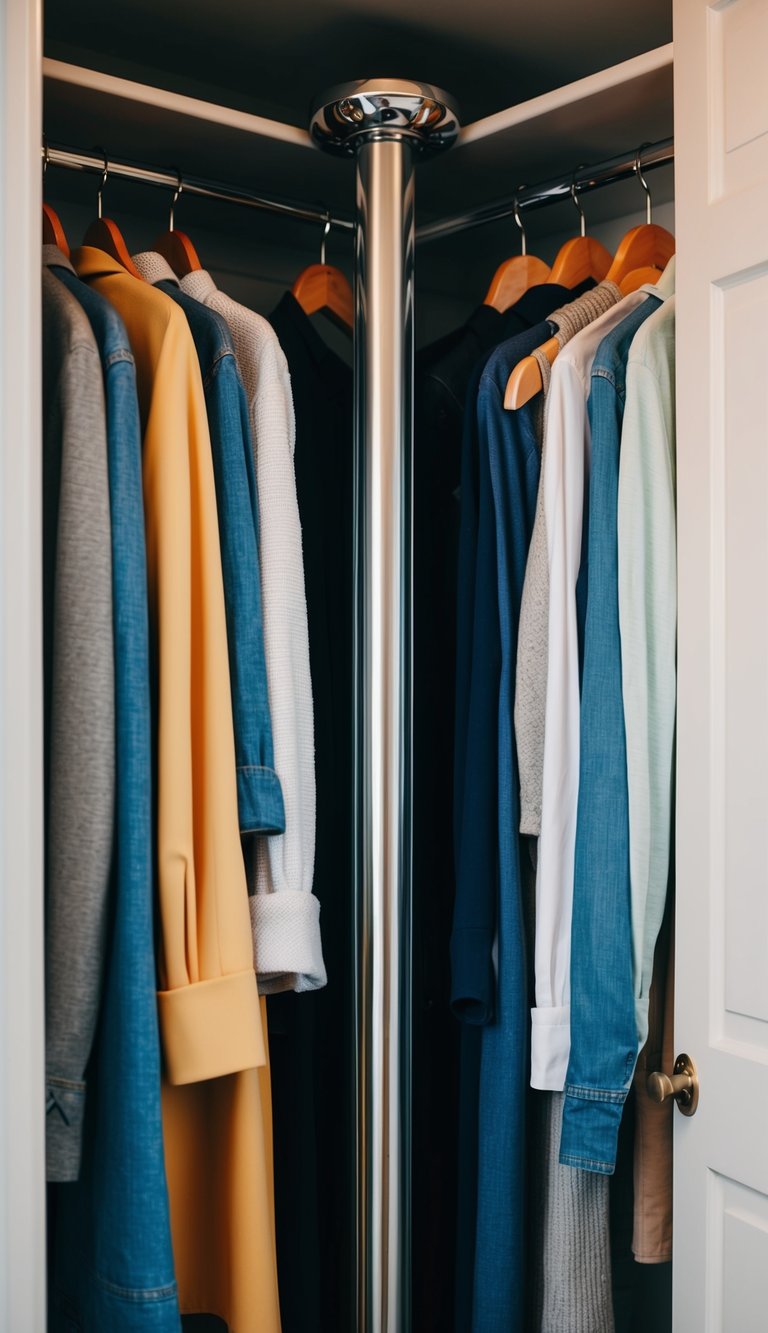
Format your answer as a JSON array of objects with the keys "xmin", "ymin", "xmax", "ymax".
[
  {"xmin": 413, "ymin": 283, "xmax": 594, "ymax": 1333},
  {"xmin": 267, "ymin": 293, "xmax": 355, "ymax": 1333}
]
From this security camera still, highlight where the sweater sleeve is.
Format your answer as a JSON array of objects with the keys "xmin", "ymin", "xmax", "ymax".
[
  {"xmin": 515, "ymin": 397, "xmax": 550, "ymax": 837},
  {"xmin": 147, "ymin": 309, "xmax": 266, "ymax": 1083},
  {"xmin": 43, "ymin": 303, "xmax": 115, "ymax": 1182},
  {"xmin": 248, "ymin": 335, "xmax": 326, "ymax": 994}
]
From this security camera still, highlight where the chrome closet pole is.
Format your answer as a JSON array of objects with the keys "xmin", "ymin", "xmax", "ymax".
[{"xmin": 311, "ymin": 82, "xmax": 459, "ymax": 1333}]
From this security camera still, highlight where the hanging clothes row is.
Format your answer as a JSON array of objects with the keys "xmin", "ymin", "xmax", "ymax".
[
  {"xmin": 41, "ymin": 171, "xmax": 354, "ymax": 1331},
  {"xmin": 414, "ymin": 193, "xmax": 677, "ymax": 1332}
]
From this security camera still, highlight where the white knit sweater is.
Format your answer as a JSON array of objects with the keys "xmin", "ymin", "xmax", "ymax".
[{"xmin": 181, "ymin": 270, "xmax": 325, "ymax": 994}]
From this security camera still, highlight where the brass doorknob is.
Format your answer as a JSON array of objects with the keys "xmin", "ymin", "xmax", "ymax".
[{"xmin": 647, "ymin": 1053, "xmax": 699, "ymax": 1116}]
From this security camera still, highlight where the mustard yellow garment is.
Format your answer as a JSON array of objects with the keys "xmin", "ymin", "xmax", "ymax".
[{"xmin": 73, "ymin": 248, "xmax": 282, "ymax": 1332}]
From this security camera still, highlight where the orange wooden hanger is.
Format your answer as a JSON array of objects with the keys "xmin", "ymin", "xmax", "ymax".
[
  {"xmin": 43, "ymin": 203, "xmax": 70, "ymax": 257},
  {"xmin": 292, "ymin": 214, "xmax": 354, "ymax": 335},
  {"xmin": 606, "ymin": 147, "xmax": 675, "ymax": 295},
  {"xmin": 548, "ymin": 176, "xmax": 613, "ymax": 289},
  {"xmin": 483, "ymin": 196, "xmax": 550, "ymax": 312},
  {"xmin": 41, "ymin": 139, "xmax": 70, "ymax": 257},
  {"xmin": 503, "ymin": 157, "xmax": 675, "ymax": 411},
  {"xmin": 153, "ymin": 171, "xmax": 203, "ymax": 277},
  {"xmin": 82, "ymin": 150, "xmax": 145, "ymax": 281},
  {"xmin": 504, "ymin": 179, "xmax": 613, "ymax": 410}
]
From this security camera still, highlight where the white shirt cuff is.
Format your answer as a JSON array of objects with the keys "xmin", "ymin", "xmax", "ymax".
[{"xmin": 530, "ymin": 1005, "xmax": 571, "ymax": 1090}]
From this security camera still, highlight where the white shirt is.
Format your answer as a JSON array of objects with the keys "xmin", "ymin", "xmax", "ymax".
[
  {"xmin": 181, "ymin": 269, "xmax": 325, "ymax": 994},
  {"xmin": 532, "ymin": 289, "xmax": 646, "ymax": 1090}
]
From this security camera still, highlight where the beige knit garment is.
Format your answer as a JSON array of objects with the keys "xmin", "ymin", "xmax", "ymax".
[
  {"xmin": 529, "ymin": 1091, "xmax": 615, "ymax": 1333},
  {"xmin": 180, "ymin": 269, "xmax": 326, "ymax": 995},
  {"xmin": 515, "ymin": 281, "xmax": 622, "ymax": 834}
]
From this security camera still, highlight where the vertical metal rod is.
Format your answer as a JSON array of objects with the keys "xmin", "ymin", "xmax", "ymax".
[{"xmin": 353, "ymin": 134, "xmax": 415, "ymax": 1333}]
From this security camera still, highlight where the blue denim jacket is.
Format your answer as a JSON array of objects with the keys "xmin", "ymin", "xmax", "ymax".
[
  {"xmin": 560, "ymin": 293, "xmax": 660, "ymax": 1175},
  {"xmin": 148, "ymin": 270, "xmax": 285, "ymax": 836},
  {"xmin": 45, "ymin": 250, "xmax": 181, "ymax": 1331}
]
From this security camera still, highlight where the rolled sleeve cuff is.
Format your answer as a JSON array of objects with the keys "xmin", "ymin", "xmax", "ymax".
[
  {"xmin": 530, "ymin": 1006, "xmax": 570, "ymax": 1090},
  {"xmin": 449, "ymin": 926, "xmax": 495, "ymax": 1024},
  {"xmin": 158, "ymin": 968, "xmax": 266, "ymax": 1084},
  {"xmin": 559, "ymin": 1083, "xmax": 629, "ymax": 1175},
  {"xmin": 237, "ymin": 764, "xmax": 286, "ymax": 836},
  {"xmin": 249, "ymin": 889, "xmax": 327, "ymax": 994},
  {"xmin": 46, "ymin": 1077, "xmax": 86, "ymax": 1182}
]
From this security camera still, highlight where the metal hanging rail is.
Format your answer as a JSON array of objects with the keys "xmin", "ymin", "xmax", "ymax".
[
  {"xmin": 415, "ymin": 135, "xmax": 674, "ymax": 243},
  {"xmin": 43, "ymin": 142, "xmax": 356, "ymax": 233},
  {"xmin": 43, "ymin": 136, "xmax": 673, "ymax": 246}
]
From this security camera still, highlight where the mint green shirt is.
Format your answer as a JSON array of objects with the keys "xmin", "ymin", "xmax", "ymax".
[{"xmin": 618, "ymin": 268, "xmax": 676, "ymax": 1051}]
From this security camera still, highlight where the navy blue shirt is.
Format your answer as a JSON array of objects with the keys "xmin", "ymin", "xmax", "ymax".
[{"xmin": 451, "ymin": 283, "xmax": 589, "ymax": 1024}]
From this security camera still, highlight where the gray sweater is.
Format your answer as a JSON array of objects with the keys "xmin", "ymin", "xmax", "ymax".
[{"xmin": 43, "ymin": 266, "xmax": 115, "ymax": 1182}]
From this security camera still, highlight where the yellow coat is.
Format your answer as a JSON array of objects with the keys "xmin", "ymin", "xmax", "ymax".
[{"xmin": 73, "ymin": 247, "xmax": 282, "ymax": 1332}]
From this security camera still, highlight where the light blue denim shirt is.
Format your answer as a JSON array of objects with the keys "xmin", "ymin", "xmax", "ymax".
[
  {"xmin": 559, "ymin": 287, "xmax": 662, "ymax": 1176},
  {"xmin": 45, "ymin": 247, "xmax": 181, "ymax": 1331},
  {"xmin": 134, "ymin": 251, "xmax": 285, "ymax": 837}
]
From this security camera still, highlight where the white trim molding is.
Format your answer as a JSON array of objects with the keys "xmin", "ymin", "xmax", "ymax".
[{"xmin": 0, "ymin": 0, "xmax": 45, "ymax": 1326}]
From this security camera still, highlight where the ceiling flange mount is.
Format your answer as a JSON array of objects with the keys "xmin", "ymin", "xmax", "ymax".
[{"xmin": 310, "ymin": 79, "xmax": 460, "ymax": 156}]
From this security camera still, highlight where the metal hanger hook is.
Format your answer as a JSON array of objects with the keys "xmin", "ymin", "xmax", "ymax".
[
  {"xmin": 635, "ymin": 143, "xmax": 653, "ymax": 225},
  {"xmin": 95, "ymin": 148, "xmax": 109, "ymax": 220},
  {"xmin": 571, "ymin": 172, "xmax": 586, "ymax": 238},
  {"xmin": 320, "ymin": 211, "xmax": 332, "ymax": 266},
  {"xmin": 42, "ymin": 135, "xmax": 49, "ymax": 178},
  {"xmin": 170, "ymin": 170, "xmax": 183, "ymax": 232},
  {"xmin": 513, "ymin": 192, "xmax": 527, "ymax": 257}
]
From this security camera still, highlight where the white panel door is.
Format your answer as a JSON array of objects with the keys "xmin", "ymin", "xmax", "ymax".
[{"xmin": 674, "ymin": 1, "xmax": 768, "ymax": 1328}]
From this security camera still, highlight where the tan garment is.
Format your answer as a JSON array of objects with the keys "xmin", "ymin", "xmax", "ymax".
[
  {"xmin": 73, "ymin": 247, "xmax": 281, "ymax": 1331},
  {"xmin": 632, "ymin": 894, "xmax": 674, "ymax": 1263}
]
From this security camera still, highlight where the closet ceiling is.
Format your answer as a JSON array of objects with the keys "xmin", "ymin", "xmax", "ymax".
[
  {"xmin": 44, "ymin": 0, "xmax": 674, "ymax": 280},
  {"xmin": 46, "ymin": 0, "xmax": 671, "ymax": 127}
]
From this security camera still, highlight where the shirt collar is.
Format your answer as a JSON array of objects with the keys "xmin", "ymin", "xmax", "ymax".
[
  {"xmin": 71, "ymin": 245, "xmax": 142, "ymax": 282},
  {"xmin": 179, "ymin": 269, "xmax": 218, "ymax": 303},
  {"xmin": 270, "ymin": 291, "xmax": 349, "ymax": 374},
  {"xmin": 42, "ymin": 243, "xmax": 76, "ymax": 276},
  {"xmin": 132, "ymin": 250, "xmax": 180, "ymax": 287},
  {"xmin": 641, "ymin": 253, "xmax": 675, "ymax": 302}
]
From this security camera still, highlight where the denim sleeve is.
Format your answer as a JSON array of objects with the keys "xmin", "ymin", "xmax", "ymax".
[
  {"xmin": 450, "ymin": 392, "xmax": 501, "ymax": 1025},
  {"xmin": 205, "ymin": 357, "xmax": 285, "ymax": 835},
  {"xmin": 560, "ymin": 370, "xmax": 636, "ymax": 1174}
]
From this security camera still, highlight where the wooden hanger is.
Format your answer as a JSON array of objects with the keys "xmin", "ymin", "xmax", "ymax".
[
  {"xmin": 43, "ymin": 203, "xmax": 70, "ymax": 257},
  {"xmin": 153, "ymin": 172, "xmax": 203, "ymax": 277},
  {"xmin": 41, "ymin": 141, "xmax": 70, "ymax": 257},
  {"xmin": 618, "ymin": 264, "xmax": 664, "ymax": 296},
  {"xmin": 503, "ymin": 179, "xmax": 612, "ymax": 409},
  {"xmin": 503, "ymin": 330, "xmax": 560, "ymax": 409},
  {"xmin": 292, "ymin": 214, "xmax": 354, "ymax": 334},
  {"xmin": 605, "ymin": 148, "xmax": 675, "ymax": 292},
  {"xmin": 82, "ymin": 151, "xmax": 145, "ymax": 281},
  {"xmin": 548, "ymin": 178, "xmax": 612, "ymax": 288},
  {"xmin": 483, "ymin": 196, "xmax": 550, "ymax": 312}
]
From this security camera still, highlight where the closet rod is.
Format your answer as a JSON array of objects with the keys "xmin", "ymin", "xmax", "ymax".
[
  {"xmin": 416, "ymin": 135, "xmax": 674, "ymax": 242},
  {"xmin": 42, "ymin": 142, "xmax": 356, "ymax": 233}
]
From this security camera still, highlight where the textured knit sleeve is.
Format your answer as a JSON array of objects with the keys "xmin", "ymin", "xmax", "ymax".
[
  {"xmin": 146, "ymin": 307, "xmax": 266, "ymax": 1083},
  {"xmin": 515, "ymin": 396, "xmax": 550, "ymax": 837},
  {"xmin": 248, "ymin": 333, "xmax": 325, "ymax": 994},
  {"xmin": 43, "ymin": 277, "xmax": 114, "ymax": 1182}
]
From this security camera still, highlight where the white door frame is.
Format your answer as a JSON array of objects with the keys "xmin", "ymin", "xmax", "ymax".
[{"xmin": 0, "ymin": 0, "xmax": 46, "ymax": 1326}]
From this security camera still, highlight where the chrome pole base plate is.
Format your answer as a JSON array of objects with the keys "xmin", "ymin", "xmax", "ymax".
[{"xmin": 310, "ymin": 79, "xmax": 460, "ymax": 156}]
